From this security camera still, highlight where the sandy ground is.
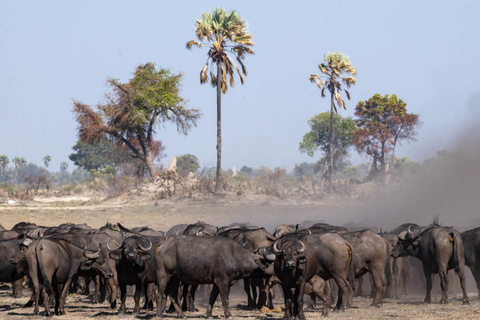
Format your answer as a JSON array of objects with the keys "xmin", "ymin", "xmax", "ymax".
[
  {"xmin": 0, "ymin": 286, "xmax": 479, "ymax": 320},
  {"xmin": 1, "ymin": 195, "xmax": 480, "ymax": 319}
]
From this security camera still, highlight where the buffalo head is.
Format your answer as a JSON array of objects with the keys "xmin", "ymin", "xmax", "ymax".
[
  {"xmin": 273, "ymin": 239, "xmax": 307, "ymax": 270},
  {"xmin": 81, "ymin": 245, "xmax": 114, "ymax": 279},
  {"xmin": 391, "ymin": 226, "xmax": 422, "ymax": 258},
  {"xmin": 108, "ymin": 236, "xmax": 152, "ymax": 267}
]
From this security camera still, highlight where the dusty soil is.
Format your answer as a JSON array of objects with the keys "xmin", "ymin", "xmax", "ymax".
[
  {"xmin": 0, "ymin": 286, "xmax": 479, "ymax": 320},
  {"xmin": 0, "ymin": 194, "xmax": 479, "ymax": 319}
]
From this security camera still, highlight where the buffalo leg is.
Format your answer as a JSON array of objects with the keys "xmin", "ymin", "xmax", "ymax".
[
  {"xmin": 156, "ymin": 277, "xmax": 168, "ymax": 318},
  {"xmin": 423, "ymin": 267, "xmax": 432, "ymax": 304},
  {"xmin": 206, "ymin": 284, "xmax": 220, "ymax": 318},
  {"xmin": 58, "ymin": 276, "xmax": 75, "ymax": 315},
  {"xmin": 456, "ymin": 259, "xmax": 470, "ymax": 304},
  {"xmin": 133, "ymin": 280, "xmax": 142, "ymax": 315},
  {"xmin": 12, "ymin": 277, "xmax": 24, "ymax": 298},
  {"xmin": 333, "ymin": 274, "xmax": 352, "ymax": 310},
  {"xmin": 311, "ymin": 277, "xmax": 330, "ymax": 317},
  {"xmin": 118, "ymin": 283, "xmax": 127, "ymax": 314},
  {"xmin": 371, "ymin": 267, "xmax": 386, "ymax": 307},
  {"xmin": 105, "ymin": 277, "xmax": 117, "ymax": 309},
  {"xmin": 218, "ymin": 283, "xmax": 232, "ymax": 319},
  {"xmin": 438, "ymin": 265, "xmax": 449, "ymax": 304},
  {"xmin": 243, "ymin": 278, "xmax": 254, "ymax": 310},
  {"xmin": 281, "ymin": 284, "xmax": 293, "ymax": 320}
]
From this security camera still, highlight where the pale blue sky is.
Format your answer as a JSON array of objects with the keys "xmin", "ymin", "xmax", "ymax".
[{"xmin": 1, "ymin": 1, "xmax": 479, "ymax": 172}]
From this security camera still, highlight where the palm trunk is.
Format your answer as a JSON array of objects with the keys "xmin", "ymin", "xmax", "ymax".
[
  {"xmin": 328, "ymin": 92, "xmax": 334, "ymax": 190},
  {"xmin": 215, "ymin": 61, "xmax": 222, "ymax": 194}
]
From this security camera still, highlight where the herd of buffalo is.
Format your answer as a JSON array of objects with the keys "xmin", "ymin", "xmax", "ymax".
[{"xmin": 0, "ymin": 218, "xmax": 479, "ymax": 319}]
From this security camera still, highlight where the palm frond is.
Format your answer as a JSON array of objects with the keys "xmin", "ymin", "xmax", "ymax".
[
  {"xmin": 200, "ymin": 64, "xmax": 208, "ymax": 84},
  {"xmin": 236, "ymin": 66, "xmax": 244, "ymax": 84},
  {"xmin": 316, "ymin": 80, "xmax": 325, "ymax": 89},
  {"xmin": 186, "ymin": 40, "xmax": 202, "ymax": 50}
]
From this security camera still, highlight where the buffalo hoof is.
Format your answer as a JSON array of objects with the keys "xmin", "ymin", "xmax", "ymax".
[
  {"xmin": 110, "ymin": 301, "xmax": 117, "ymax": 309},
  {"xmin": 370, "ymin": 302, "xmax": 383, "ymax": 308},
  {"xmin": 463, "ymin": 299, "xmax": 470, "ymax": 305}
]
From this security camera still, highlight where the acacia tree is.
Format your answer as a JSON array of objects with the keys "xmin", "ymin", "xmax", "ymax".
[
  {"xmin": 353, "ymin": 94, "xmax": 420, "ymax": 178},
  {"xmin": 73, "ymin": 63, "xmax": 201, "ymax": 178},
  {"xmin": 299, "ymin": 112, "xmax": 356, "ymax": 179},
  {"xmin": 176, "ymin": 154, "xmax": 200, "ymax": 177},
  {"xmin": 309, "ymin": 52, "xmax": 357, "ymax": 187},
  {"xmin": 187, "ymin": 7, "xmax": 254, "ymax": 194}
]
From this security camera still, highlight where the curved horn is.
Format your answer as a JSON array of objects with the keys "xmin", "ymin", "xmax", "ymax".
[
  {"xmin": 83, "ymin": 247, "xmax": 100, "ymax": 259},
  {"xmin": 297, "ymin": 241, "xmax": 305, "ymax": 253},
  {"xmin": 138, "ymin": 238, "xmax": 152, "ymax": 251},
  {"xmin": 273, "ymin": 241, "xmax": 282, "ymax": 254},
  {"xmin": 106, "ymin": 239, "xmax": 117, "ymax": 252},
  {"xmin": 407, "ymin": 224, "xmax": 413, "ymax": 234},
  {"xmin": 196, "ymin": 227, "xmax": 204, "ymax": 236}
]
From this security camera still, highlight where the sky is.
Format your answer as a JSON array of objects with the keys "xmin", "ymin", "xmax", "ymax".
[{"xmin": 1, "ymin": 1, "xmax": 479, "ymax": 173}]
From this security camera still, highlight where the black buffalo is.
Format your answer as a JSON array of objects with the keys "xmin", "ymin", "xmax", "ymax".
[
  {"xmin": 155, "ymin": 235, "xmax": 273, "ymax": 319},
  {"xmin": 0, "ymin": 239, "xmax": 27, "ymax": 297},
  {"xmin": 12, "ymin": 236, "xmax": 113, "ymax": 316},
  {"xmin": 392, "ymin": 225, "xmax": 469, "ymax": 304},
  {"xmin": 219, "ymin": 226, "xmax": 276, "ymax": 309},
  {"xmin": 108, "ymin": 234, "xmax": 165, "ymax": 315},
  {"xmin": 461, "ymin": 226, "xmax": 480, "ymax": 299},
  {"xmin": 272, "ymin": 238, "xmax": 317, "ymax": 320},
  {"xmin": 342, "ymin": 229, "xmax": 390, "ymax": 307}
]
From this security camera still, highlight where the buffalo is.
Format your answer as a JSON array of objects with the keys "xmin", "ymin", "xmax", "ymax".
[
  {"xmin": 392, "ymin": 225, "xmax": 469, "ymax": 304},
  {"xmin": 155, "ymin": 234, "xmax": 273, "ymax": 319},
  {"xmin": 272, "ymin": 238, "xmax": 317, "ymax": 320}
]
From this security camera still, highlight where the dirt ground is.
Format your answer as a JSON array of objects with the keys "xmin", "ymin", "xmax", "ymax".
[{"xmin": 0, "ymin": 195, "xmax": 479, "ymax": 319}]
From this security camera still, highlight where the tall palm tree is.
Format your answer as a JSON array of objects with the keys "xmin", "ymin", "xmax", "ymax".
[
  {"xmin": 187, "ymin": 7, "xmax": 254, "ymax": 194},
  {"xmin": 309, "ymin": 52, "xmax": 357, "ymax": 188}
]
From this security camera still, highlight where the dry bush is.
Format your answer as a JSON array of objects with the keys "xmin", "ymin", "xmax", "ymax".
[
  {"xmin": 197, "ymin": 177, "xmax": 215, "ymax": 197},
  {"xmin": 255, "ymin": 167, "xmax": 289, "ymax": 199}
]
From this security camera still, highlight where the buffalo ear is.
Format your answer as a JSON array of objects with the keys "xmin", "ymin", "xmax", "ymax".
[
  {"xmin": 412, "ymin": 236, "xmax": 421, "ymax": 247},
  {"xmin": 109, "ymin": 251, "xmax": 122, "ymax": 261},
  {"xmin": 298, "ymin": 256, "xmax": 307, "ymax": 264},
  {"xmin": 136, "ymin": 252, "xmax": 151, "ymax": 266}
]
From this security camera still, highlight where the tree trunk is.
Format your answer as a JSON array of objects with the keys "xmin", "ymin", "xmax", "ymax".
[
  {"xmin": 215, "ymin": 61, "xmax": 222, "ymax": 194},
  {"xmin": 144, "ymin": 147, "xmax": 158, "ymax": 178},
  {"xmin": 328, "ymin": 92, "xmax": 334, "ymax": 191},
  {"xmin": 143, "ymin": 141, "xmax": 158, "ymax": 178}
]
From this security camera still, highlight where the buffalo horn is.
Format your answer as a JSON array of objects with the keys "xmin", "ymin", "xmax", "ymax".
[
  {"xmin": 297, "ymin": 241, "xmax": 305, "ymax": 253},
  {"xmin": 83, "ymin": 247, "xmax": 100, "ymax": 259},
  {"xmin": 273, "ymin": 241, "xmax": 282, "ymax": 254},
  {"xmin": 407, "ymin": 224, "xmax": 413, "ymax": 234},
  {"xmin": 138, "ymin": 238, "xmax": 152, "ymax": 251},
  {"xmin": 106, "ymin": 239, "xmax": 118, "ymax": 252}
]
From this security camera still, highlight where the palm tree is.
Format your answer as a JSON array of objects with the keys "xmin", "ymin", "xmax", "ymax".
[
  {"xmin": 187, "ymin": 7, "xmax": 254, "ymax": 194},
  {"xmin": 309, "ymin": 52, "xmax": 357, "ymax": 188},
  {"xmin": 43, "ymin": 155, "xmax": 51, "ymax": 168}
]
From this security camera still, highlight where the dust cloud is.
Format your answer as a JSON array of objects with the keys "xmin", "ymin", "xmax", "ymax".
[{"xmin": 213, "ymin": 94, "xmax": 480, "ymax": 234}]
